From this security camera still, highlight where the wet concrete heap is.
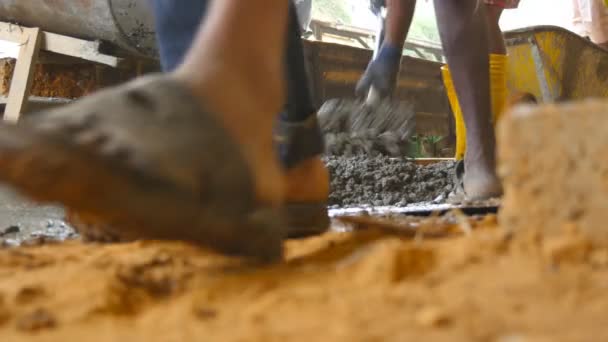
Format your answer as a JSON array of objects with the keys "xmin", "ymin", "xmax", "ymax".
[
  {"xmin": 325, "ymin": 156, "xmax": 455, "ymax": 207},
  {"xmin": 319, "ymin": 100, "xmax": 455, "ymax": 207}
]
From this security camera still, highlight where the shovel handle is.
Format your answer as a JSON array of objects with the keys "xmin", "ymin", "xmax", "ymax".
[{"xmin": 366, "ymin": 85, "xmax": 382, "ymax": 107}]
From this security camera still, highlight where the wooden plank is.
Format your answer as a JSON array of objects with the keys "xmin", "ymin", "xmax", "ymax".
[
  {"xmin": 4, "ymin": 27, "xmax": 42, "ymax": 123},
  {"xmin": 43, "ymin": 31, "xmax": 123, "ymax": 67},
  {"xmin": 412, "ymin": 158, "xmax": 455, "ymax": 166},
  {"xmin": 0, "ymin": 96, "xmax": 71, "ymax": 114},
  {"xmin": 0, "ymin": 22, "xmax": 25, "ymax": 42},
  {"xmin": 354, "ymin": 37, "xmax": 370, "ymax": 50},
  {"xmin": 0, "ymin": 22, "xmax": 124, "ymax": 67}
]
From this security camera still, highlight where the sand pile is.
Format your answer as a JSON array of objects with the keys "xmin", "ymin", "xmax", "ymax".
[{"xmin": 0, "ymin": 215, "xmax": 607, "ymax": 341}]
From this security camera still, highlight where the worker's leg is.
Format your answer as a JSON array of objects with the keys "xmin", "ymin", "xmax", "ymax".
[
  {"xmin": 485, "ymin": 4, "xmax": 506, "ymax": 55},
  {"xmin": 356, "ymin": 0, "xmax": 417, "ymax": 98},
  {"xmin": 156, "ymin": 0, "xmax": 292, "ymax": 205},
  {"xmin": 171, "ymin": 0, "xmax": 286, "ymax": 205},
  {"xmin": 152, "ymin": 0, "xmax": 325, "ymax": 183},
  {"xmin": 434, "ymin": 0, "xmax": 502, "ymax": 199},
  {"xmin": 446, "ymin": 1, "xmax": 508, "ymax": 144},
  {"xmin": 484, "ymin": 4, "xmax": 508, "ymax": 123},
  {"xmin": 282, "ymin": 5, "xmax": 317, "ymax": 125},
  {"xmin": 151, "ymin": 0, "xmax": 328, "ymax": 235},
  {"xmin": 280, "ymin": 5, "xmax": 329, "ymax": 209},
  {"xmin": 384, "ymin": 0, "xmax": 416, "ymax": 47},
  {"xmin": 445, "ymin": 2, "xmax": 508, "ymax": 160},
  {"xmin": 0, "ymin": 0, "xmax": 293, "ymax": 259}
]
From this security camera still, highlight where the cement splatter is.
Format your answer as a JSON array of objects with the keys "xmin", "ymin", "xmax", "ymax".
[
  {"xmin": 318, "ymin": 99, "xmax": 415, "ymax": 158},
  {"xmin": 320, "ymin": 99, "xmax": 455, "ymax": 208}
]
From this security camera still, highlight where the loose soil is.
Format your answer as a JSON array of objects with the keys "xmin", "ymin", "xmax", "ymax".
[{"xmin": 0, "ymin": 216, "xmax": 607, "ymax": 341}]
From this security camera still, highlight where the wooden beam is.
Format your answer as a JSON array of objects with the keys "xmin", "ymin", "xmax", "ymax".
[
  {"xmin": 309, "ymin": 20, "xmax": 444, "ymax": 61},
  {"xmin": 0, "ymin": 22, "xmax": 26, "ymax": 42},
  {"xmin": 0, "ymin": 22, "xmax": 124, "ymax": 67},
  {"xmin": 412, "ymin": 48, "xmax": 426, "ymax": 59},
  {"xmin": 355, "ymin": 37, "xmax": 370, "ymax": 49},
  {"xmin": 43, "ymin": 32, "xmax": 123, "ymax": 67},
  {"xmin": 412, "ymin": 158, "xmax": 455, "ymax": 166},
  {"xmin": 4, "ymin": 27, "xmax": 42, "ymax": 123}
]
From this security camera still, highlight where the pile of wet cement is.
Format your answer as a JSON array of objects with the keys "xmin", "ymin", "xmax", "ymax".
[
  {"xmin": 319, "ymin": 99, "xmax": 455, "ymax": 207},
  {"xmin": 319, "ymin": 98, "xmax": 415, "ymax": 157},
  {"xmin": 325, "ymin": 155, "xmax": 455, "ymax": 207}
]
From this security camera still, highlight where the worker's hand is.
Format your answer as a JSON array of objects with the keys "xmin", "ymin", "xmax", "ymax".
[{"xmin": 355, "ymin": 44, "xmax": 402, "ymax": 100}]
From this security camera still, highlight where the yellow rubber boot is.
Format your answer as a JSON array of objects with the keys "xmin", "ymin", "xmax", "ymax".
[
  {"xmin": 441, "ymin": 66, "xmax": 466, "ymax": 161},
  {"xmin": 489, "ymin": 54, "xmax": 508, "ymax": 123}
]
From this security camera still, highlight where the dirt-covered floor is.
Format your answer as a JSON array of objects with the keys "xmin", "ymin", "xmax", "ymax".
[
  {"xmin": 0, "ymin": 214, "xmax": 607, "ymax": 341},
  {"xmin": 0, "ymin": 99, "xmax": 606, "ymax": 340}
]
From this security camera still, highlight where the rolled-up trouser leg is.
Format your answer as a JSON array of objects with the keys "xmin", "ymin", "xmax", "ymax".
[
  {"xmin": 282, "ymin": 5, "xmax": 315, "ymax": 123},
  {"xmin": 276, "ymin": 1, "xmax": 324, "ymax": 168},
  {"xmin": 150, "ymin": 0, "xmax": 323, "ymax": 167}
]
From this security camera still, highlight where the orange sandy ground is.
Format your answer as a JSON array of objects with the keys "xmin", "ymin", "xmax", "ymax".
[{"xmin": 0, "ymin": 215, "xmax": 607, "ymax": 342}]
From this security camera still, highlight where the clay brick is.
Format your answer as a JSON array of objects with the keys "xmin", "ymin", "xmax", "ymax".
[{"xmin": 498, "ymin": 100, "xmax": 608, "ymax": 241}]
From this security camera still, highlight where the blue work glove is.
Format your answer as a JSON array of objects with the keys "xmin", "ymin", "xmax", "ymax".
[{"xmin": 355, "ymin": 43, "xmax": 402, "ymax": 99}]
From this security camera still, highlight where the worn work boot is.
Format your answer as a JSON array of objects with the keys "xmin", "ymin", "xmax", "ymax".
[
  {"xmin": 275, "ymin": 115, "xmax": 330, "ymax": 238},
  {"xmin": 67, "ymin": 0, "xmax": 330, "ymax": 243},
  {"xmin": 68, "ymin": 114, "xmax": 330, "ymax": 243}
]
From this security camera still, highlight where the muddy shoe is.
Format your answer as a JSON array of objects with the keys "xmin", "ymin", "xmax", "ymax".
[
  {"xmin": 68, "ymin": 113, "xmax": 330, "ymax": 244},
  {"xmin": 70, "ymin": 197, "xmax": 329, "ymax": 243},
  {"xmin": 0, "ymin": 74, "xmax": 286, "ymax": 261},
  {"xmin": 275, "ymin": 116, "xmax": 330, "ymax": 238}
]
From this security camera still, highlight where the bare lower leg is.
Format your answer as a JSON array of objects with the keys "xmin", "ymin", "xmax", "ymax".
[
  {"xmin": 174, "ymin": 0, "xmax": 288, "ymax": 204},
  {"xmin": 434, "ymin": 0, "xmax": 501, "ymax": 199},
  {"xmin": 485, "ymin": 5, "xmax": 506, "ymax": 55},
  {"xmin": 384, "ymin": 0, "xmax": 417, "ymax": 48}
]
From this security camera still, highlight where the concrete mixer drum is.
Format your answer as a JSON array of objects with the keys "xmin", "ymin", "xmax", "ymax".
[{"xmin": 0, "ymin": 0, "xmax": 157, "ymax": 58}]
